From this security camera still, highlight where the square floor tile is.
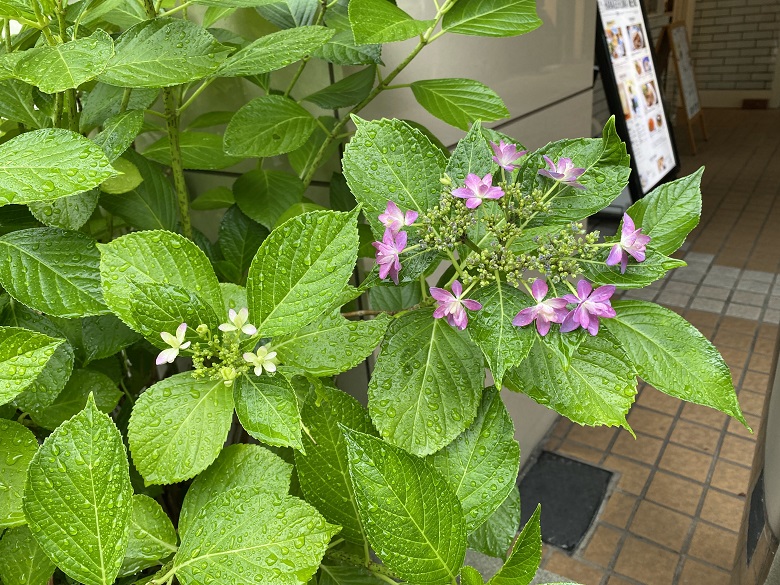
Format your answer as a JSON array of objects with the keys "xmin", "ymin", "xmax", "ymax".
[
  {"xmin": 614, "ymin": 536, "xmax": 679, "ymax": 585},
  {"xmin": 657, "ymin": 291, "xmax": 691, "ymax": 307},
  {"xmin": 725, "ymin": 303, "xmax": 762, "ymax": 320},
  {"xmin": 737, "ymin": 279, "xmax": 771, "ymax": 294},
  {"xmin": 603, "ymin": 456, "xmax": 652, "ymax": 495},
  {"xmin": 611, "ymin": 433, "xmax": 664, "ymax": 465},
  {"xmin": 645, "ymin": 471, "xmax": 704, "ymax": 516},
  {"xmin": 670, "ymin": 420, "xmax": 722, "ymax": 455},
  {"xmin": 710, "ymin": 459, "xmax": 752, "ymax": 495},
  {"xmin": 679, "ymin": 559, "xmax": 731, "ymax": 585},
  {"xmin": 543, "ymin": 551, "xmax": 605, "ymax": 585},
  {"xmin": 626, "ymin": 407, "xmax": 674, "ymax": 439},
  {"xmin": 688, "ymin": 523, "xmax": 738, "ymax": 570},
  {"xmin": 567, "ymin": 424, "xmax": 618, "ymax": 451},
  {"xmin": 629, "ymin": 500, "xmax": 693, "ymax": 550},
  {"xmin": 635, "ymin": 388, "xmax": 682, "ymax": 415},
  {"xmin": 600, "ymin": 490, "xmax": 637, "ymax": 529},
  {"xmin": 690, "ymin": 297, "xmax": 725, "ymax": 313},
  {"xmin": 719, "ymin": 433, "xmax": 756, "ymax": 465},
  {"xmin": 698, "ymin": 285, "xmax": 731, "ymax": 300},
  {"xmin": 582, "ymin": 524, "xmax": 622, "ymax": 568},
  {"xmin": 741, "ymin": 269, "xmax": 774, "ymax": 283},
  {"xmin": 700, "ymin": 489, "xmax": 746, "ymax": 532},
  {"xmin": 680, "ymin": 403, "xmax": 728, "ymax": 428},
  {"xmin": 731, "ymin": 290, "xmax": 766, "ymax": 306},
  {"xmin": 659, "ymin": 444, "xmax": 713, "ymax": 483}
]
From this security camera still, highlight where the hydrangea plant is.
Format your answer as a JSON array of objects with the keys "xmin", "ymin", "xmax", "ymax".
[{"xmin": 0, "ymin": 1, "xmax": 747, "ymax": 585}]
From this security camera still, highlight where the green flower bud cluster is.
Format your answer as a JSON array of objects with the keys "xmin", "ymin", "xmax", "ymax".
[
  {"xmin": 419, "ymin": 191, "xmax": 476, "ymax": 252},
  {"xmin": 190, "ymin": 326, "xmax": 250, "ymax": 386}
]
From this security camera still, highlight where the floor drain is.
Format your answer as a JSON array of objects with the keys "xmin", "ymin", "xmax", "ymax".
[{"xmin": 518, "ymin": 451, "xmax": 613, "ymax": 552}]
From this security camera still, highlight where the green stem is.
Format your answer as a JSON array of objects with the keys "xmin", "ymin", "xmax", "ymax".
[
  {"xmin": 119, "ymin": 88, "xmax": 132, "ymax": 114},
  {"xmin": 163, "ymin": 0, "xmax": 194, "ymax": 17},
  {"xmin": 300, "ymin": 0, "xmax": 457, "ymax": 186},
  {"xmin": 382, "ymin": 83, "xmax": 411, "ymax": 90},
  {"xmin": 326, "ymin": 551, "xmax": 400, "ymax": 581},
  {"xmin": 31, "ymin": 0, "xmax": 56, "ymax": 44},
  {"xmin": 284, "ymin": 0, "xmax": 326, "ymax": 98},
  {"xmin": 142, "ymin": 0, "xmax": 157, "ymax": 18},
  {"xmin": 65, "ymin": 89, "xmax": 78, "ymax": 132},
  {"xmin": 53, "ymin": 92, "xmax": 63, "ymax": 127},
  {"xmin": 179, "ymin": 78, "xmax": 213, "ymax": 113},
  {"xmin": 3, "ymin": 19, "xmax": 11, "ymax": 51},
  {"xmin": 163, "ymin": 87, "xmax": 193, "ymax": 240}
]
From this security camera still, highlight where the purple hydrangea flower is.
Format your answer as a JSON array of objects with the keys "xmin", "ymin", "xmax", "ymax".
[
  {"xmin": 560, "ymin": 280, "xmax": 616, "ymax": 336},
  {"xmin": 491, "ymin": 140, "xmax": 527, "ymax": 172},
  {"xmin": 430, "ymin": 280, "xmax": 482, "ymax": 330},
  {"xmin": 378, "ymin": 200, "xmax": 418, "ymax": 234},
  {"xmin": 606, "ymin": 213, "xmax": 652, "ymax": 274},
  {"xmin": 512, "ymin": 280, "xmax": 569, "ymax": 336},
  {"xmin": 538, "ymin": 156, "xmax": 586, "ymax": 190},
  {"xmin": 372, "ymin": 228, "xmax": 407, "ymax": 285},
  {"xmin": 452, "ymin": 173, "xmax": 504, "ymax": 209}
]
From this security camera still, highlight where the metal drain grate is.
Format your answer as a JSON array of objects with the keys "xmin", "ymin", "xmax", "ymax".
[{"xmin": 518, "ymin": 451, "xmax": 613, "ymax": 552}]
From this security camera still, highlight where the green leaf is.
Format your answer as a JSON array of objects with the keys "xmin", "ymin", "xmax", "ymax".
[
  {"xmin": 0, "ymin": 1, "xmax": 34, "ymax": 20},
  {"xmin": 100, "ymin": 18, "xmax": 230, "ymax": 88},
  {"xmin": 81, "ymin": 315, "xmax": 141, "ymax": 364},
  {"xmin": 247, "ymin": 209, "xmax": 358, "ymax": 337},
  {"xmin": 143, "ymin": 132, "xmax": 242, "ymax": 171},
  {"xmin": 446, "ymin": 121, "xmax": 494, "ymax": 183},
  {"xmin": 233, "ymin": 169, "xmax": 304, "ymax": 230},
  {"xmin": 288, "ymin": 116, "xmax": 340, "ymax": 176},
  {"xmin": 303, "ymin": 66, "xmax": 375, "ymax": 109},
  {"xmin": 469, "ymin": 284, "xmax": 534, "ymax": 388},
  {"xmin": 0, "ymin": 526, "xmax": 56, "ymax": 585},
  {"xmin": 467, "ymin": 486, "xmax": 521, "ymax": 558},
  {"xmin": 217, "ymin": 205, "xmax": 268, "ymax": 284},
  {"xmin": 185, "ymin": 110, "xmax": 234, "ymax": 130},
  {"xmin": 234, "ymin": 373, "xmax": 302, "ymax": 449},
  {"xmin": 319, "ymin": 564, "xmax": 386, "ymax": 585},
  {"xmin": 28, "ymin": 190, "xmax": 99, "ymax": 231},
  {"xmin": 368, "ymin": 309, "xmax": 484, "ymax": 457},
  {"xmin": 488, "ymin": 505, "xmax": 541, "ymax": 585},
  {"xmin": 460, "ymin": 566, "xmax": 484, "ymax": 585},
  {"xmin": 218, "ymin": 25, "xmax": 334, "ymax": 77},
  {"xmin": 275, "ymin": 310, "xmax": 389, "ymax": 377},
  {"xmin": 14, "ymin": 30, "xmax": 114, "ymax": 94},
  {"xmin": 295, "ymin": 384, "xmax": 375, "ymax": 545},
  {"xmin": 505, "ymin": 330, "xmax": 637, "ymax": 430},
  {"xmin": 93, "ymin": 110, "xmax": 146, "ymax": 162},
  {"xmin": 191, "ymin": 186, "xmax": 234, "ymax": 210},
  {"xmin": 223, "ymin": 95, "xmax": 317, "ymax": 158},
  {"xmin": 0, "ymin": 326, "xmax": 64, "ymax": 406},
  {"xmin": 12, "ymin": 340, "xmax": 73, "ymax": 415},
  {"xmin": 257, "ymin": 0, "xmax": 319, "ymax": 29},
  {"xmin": 349, "ymin": 0, "xmax": 433, "ymax": 44},
  {"xmin": 202, "ymin": 5, "xmax": 235, "ymax": 26},
  {"xmin": 128, "ymin": 373, "xmax": 234, "ymax": 484},
  {"xmin": 100, "ymin": 157, "xmax": 143, "ymax": 194},
  {"xmin": 428, "ymin": 388, "xmax": 519, "ymax": 532},
  {"xmin": 0, "ymin": 227, "xmax": 107, "ymax": 318},
  {"xmin": 343, "ymin": 117, "xmax": 446, "ymax": 235},
  {"xmin": 344, "ymin": 428, "xmax": 466, "ymax": 584},
  {"xmin": 118, "ymin": 495, "xmax": 177, "ymax": 578},
  {"xmin": 369, "ymin": 282, "xmax": 422, "ymax": 311},
  {"xmin": 28, "ymin": 368, "xmax": 121, "ymax": 431},
  {"xmin": 582, "ymin": 249, "xmax": 686, "ymax": 289},
  {"xmin": 0, "ymin": 80, "xmax": 49, "ymax": 129},
  {"xmin": 411, "ymin": 79, "xmax": 509, "ymax": 131},
  {"xmin": 313, "ymin": 30, "xmax": 381, "ymax": 65},
  {"xmin": 128, "ymin": 282, "xmax": 220, "ymax": 341},
  {"xmin": 193, "ymin": 0, "xmax": 286, "ymax": 5},
  {"xmin": 178, "ymin": 443, "xmax": 292, "ymax": 537},
  {"xmin": 605, "ymin": 300, "xmax": 747, "ymax": 426},
  {"xmin": 174, "ymin": 486, "xmax": 337, "ymax": 585},
  {"xmin": 0, "ymin": 420, "xmax": 37, "ymax": 528},
  {"xmin": 24, "ymin": 396, "xmax": 132, "ymax": 585},
  {"xmin": 99, "ymin": 230, "xmax": 222, "ymax": 331},
  {"xmin": 442, "ymin": 0, "xmax": 542, "ymax": 37},
  {"xmin": 80, "ymin": 84, "xmax": 158, "ymax": 133},
  {"xmin": 626, "ymin": 168, "xmax": 703, "ymax": 256},
  {"xmin": 520, "ymin": 118, "xmax": 630, "ymax": 223},
  {"xmin": 100, "ymin": 150, "xmax": 178, "ymax": 231},
  {"xmin": 0, "ymin": 129, "xmax": 117, "ymax": 205}
]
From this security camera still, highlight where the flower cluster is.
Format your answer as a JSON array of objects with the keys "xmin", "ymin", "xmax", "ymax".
[
  {"xmin": 372, "ymin": 201, "xmax": 418, "ymax": 284},
  {"xmin": 156, "ymin": 307, "xmax": 279, "ymax": 385},
  {"xmin": 368, "ymin": 143, "xmax": 652, "ymax": 336},
  {"xmin": 513, "ymin": 279, "xmax": 616, "ymax": 336}
]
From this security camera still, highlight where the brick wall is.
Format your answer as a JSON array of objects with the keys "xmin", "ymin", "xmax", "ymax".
[{"xmin": 691, "ymin": 0, "xmax": 779, "ymax": 91}]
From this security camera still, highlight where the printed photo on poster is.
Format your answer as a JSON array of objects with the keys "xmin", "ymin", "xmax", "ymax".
[
  {"xmin": 628, "ymin": 23, "xmax": 646, "ymax": 52},
  {"xmin": 605, "ymin": 22, "xmax": 628, "ymax": 60}
]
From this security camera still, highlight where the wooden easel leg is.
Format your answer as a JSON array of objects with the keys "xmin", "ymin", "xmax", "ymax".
[
  {"xmin": 700, "ymin": 112, "xmax": 709, "ymax": 141},
  {"xmin": 687, "ymin": 118, "xmax": 697, "ymax": 155}
]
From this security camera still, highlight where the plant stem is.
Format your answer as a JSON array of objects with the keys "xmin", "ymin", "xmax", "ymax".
[
  {"xmin": 284, "ymin": 0, "xmax": 327, "ymax": 98},
  {"xmin": 300, "ymin": 0, "xmax": 457, "ymax": 186},
  {"xmin": 65, "ymin": 89, "xmax": 78, "ymax": 131},
  {"xmin": 3, "ymin": 19, "xmax": 11, "ymax": 51},
  {"xmin": 341, "ymin": 309, "xmax": 386, "ymax": 318},
  {"xmin": 119, "ymin": 88, "xmax": 132, "ymax": 114},
  {"xmin": 142, "ymin": 0, "xmax": 157, "ymax": 18},
  {"xmin": 53, "ymin": 92, "xmax": 63, "ymax": 127},
  {"xmin": 163, "ymin": 0, "xmax": 194, "ymax": 17},
  {"xmin": 326, "ymin": 551, "xmax": 400, "ymax": 581},
  {"xmin": 163, "ymin": 87, "xmax": 193, "ymax": 239},
  {"xmin": 179, "ymin": 78, "xmax": 213, "ymax": 113}
]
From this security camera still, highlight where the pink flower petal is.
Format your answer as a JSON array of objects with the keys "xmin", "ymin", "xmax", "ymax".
[
  {"xmin": 512, "ymin": 307, "xmax": 536, "ymax": 327},
  {"xmin": 531, "ymin": 280, "xmax": 548, "ymax": 302},
  {"xmin": 606, "ymin": 244, "xmax": 624, "ymax": 267},
  {"xmin": 451, "ymin": 280, "xmax": 463, "ymax": 297},
  {"xmin": 429, "ymin": 287, "xmax": 454, "ymax": 302},
  {"xmin": 462, "ymin": 299, "xmax": 482, "ymax": 311}
]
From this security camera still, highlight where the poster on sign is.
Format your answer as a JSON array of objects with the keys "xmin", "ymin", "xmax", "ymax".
[{"xmin": 595, "ymin": 0, "xmax": 680, "ymax": 200}]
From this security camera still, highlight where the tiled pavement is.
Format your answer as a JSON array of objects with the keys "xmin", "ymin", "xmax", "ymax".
[{"xmin": 534, "ymin": 108, "xmax": 780, "ymax": 585}]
